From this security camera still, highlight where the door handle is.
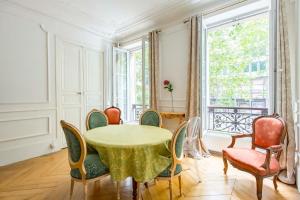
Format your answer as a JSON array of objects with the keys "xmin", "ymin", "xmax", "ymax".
[{"xmin": 77, "ymin": 92, "xmax": 82, "ymax": 95}]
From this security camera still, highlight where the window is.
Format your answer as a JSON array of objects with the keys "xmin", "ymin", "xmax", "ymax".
[
  {"xmin": 113, "ymin": 38, "xmax": 149, "ymax": 122},
  {"xmin": 203, "ymin": 0, "xmax": 274, "ymax": 134}
]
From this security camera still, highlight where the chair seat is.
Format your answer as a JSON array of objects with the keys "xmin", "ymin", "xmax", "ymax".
[
  {"xmin": 71, "ymin": 154, "xmax": 109, "ymax": 179},
  {"xmin": 223, "ymin": 148, "xmax": 280, "ymax": 176},
  {"xmin": 158, "ymin": 164, "xmax": 182, "ymax": 177}
]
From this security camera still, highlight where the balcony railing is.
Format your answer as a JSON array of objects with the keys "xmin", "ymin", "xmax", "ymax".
[
  {"xmin": 132, "ymin": 104, "xmax": 149, "ymax": 121},
  {"xmin": 208, "ymin": 106, "xmax": 268, "ymax": 133}
]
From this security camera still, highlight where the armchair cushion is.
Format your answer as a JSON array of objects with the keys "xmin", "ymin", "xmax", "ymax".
[
  {"xmin": 71, "ymin": 154, "xmax": 109, "ymax": 179},
  {"xmin": 105, "ymin": 107, "xmax": 121, "ymax": 124},
  {"xmin": 254, "ymin": 117, "xmax": 284, "ymax": 148},
  {"xmin": 223, "ymin": 148, "xmax": 280, "ymax": 176}
]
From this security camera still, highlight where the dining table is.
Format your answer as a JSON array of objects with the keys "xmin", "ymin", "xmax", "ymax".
[{"xmin": 84, "ymin": 124, "xmax": 173, "ymax": 199}]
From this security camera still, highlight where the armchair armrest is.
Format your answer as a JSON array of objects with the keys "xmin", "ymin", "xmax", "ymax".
[
  {"xmin": 261, "ymin": 144, "xmax": 283, "ymax": 173},
  {"xmin": 228, "ymin": 133, "xmax": 252, "ymax": 148}
]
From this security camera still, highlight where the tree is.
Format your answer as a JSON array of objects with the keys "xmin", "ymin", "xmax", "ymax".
[{"xmin": 208, "ymin": 15, "xmax": 269, "ymax": 107}]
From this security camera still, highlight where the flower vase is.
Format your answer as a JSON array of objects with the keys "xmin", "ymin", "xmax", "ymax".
[{"xmin": 170, "ymin": 92, "xmax": 174, "ymax": 112}]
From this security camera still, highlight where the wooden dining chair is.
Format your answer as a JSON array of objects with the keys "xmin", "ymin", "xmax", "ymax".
[
  {"xmin": 86, "ymin": 109, "xmax": 108, "ymax": 130},
  {"xmin": 155, "ymin": 121, "xmax": 187, "ymax": 200},
  {"xmin": 104, "ymin": 106, "xmax": 123, "ymax": 124},
  {"xmin": 222, "ymin": 113, "xmax": 286, "ymax": 200},
  {"xmin": 139, "ymin": 109, "xmax": 162, "ymax": 127},
  {"xmin": 60, "ymin": 120, "xmax": 109, "ymax": 200}
]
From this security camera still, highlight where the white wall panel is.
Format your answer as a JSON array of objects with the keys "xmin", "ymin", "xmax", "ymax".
[
  {"xmin": 159, "ymin": 23, "xmax": 188, "ymax": 112},
  {"xmin": 0, "ymin": 12, "xmax": 49, "ymax": 104},
  {"xmin": 0, "ymin": 2, "xmax": 112, "ymax": 166}
]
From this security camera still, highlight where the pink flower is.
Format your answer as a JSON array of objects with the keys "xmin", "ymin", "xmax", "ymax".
[{"xmin": 163, "ymin": 80, "xmax": 170, "ymax": 85}]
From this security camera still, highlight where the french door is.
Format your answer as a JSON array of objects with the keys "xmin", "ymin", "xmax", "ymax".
[{"xmin": 57, "ymin": 39, "xmax": 105, "ymax": 147}]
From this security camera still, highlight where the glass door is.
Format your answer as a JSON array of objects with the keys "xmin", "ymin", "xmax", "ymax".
[{"xmin": 113, "ymin": 47, "xmax": 129, "ymax": 121}]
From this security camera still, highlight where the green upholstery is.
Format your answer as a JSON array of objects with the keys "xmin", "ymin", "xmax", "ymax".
[
  {"xmin": 62, "ymin": 127, "xmax": 81, "ymax": 162},
  {"xmin": 158, "ymin": 125, "xmax": 186, "ymax": 177},
  {"xmin": 158, "ymin": 164, "xmax": 182, "ymax": 177},
  {"xmin": 88, "ymin": 112, "xmax": 108, "ymax": 130},
  {"xmin": 71, "ymin": 154, "xmax": 109, "ymax": 179},
  {"xmin": 175, "ymin": 126, "xmax": 187, "ymax": 159},
  {"xmin": 140, "ymin": 111, "xmax": 160, "ymax": 127}
]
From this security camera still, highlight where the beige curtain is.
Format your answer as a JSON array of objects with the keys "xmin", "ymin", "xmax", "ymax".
[
  {"xmin": 276, "ymin": 0, "xmax": 296, "ymax": 184},
  {"xmin": 186, "ymin": 16, "xmax": 210, "ymax": 157},
  {"xmin": 149, "ymin": 30, "xmax": 160, "ymax": 110},
  {"xmin": 186, "ymin": 16, "xmax": 200, "ymax": 119}
]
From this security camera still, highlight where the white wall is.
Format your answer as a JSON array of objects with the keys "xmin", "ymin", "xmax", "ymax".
[
  {"xmin": 158, "ymin": 23, "xmax": 188, "ymax": 130},
  {"xmin": 0, "ymin": 1, "xmax": 112, "ymax": 166}
]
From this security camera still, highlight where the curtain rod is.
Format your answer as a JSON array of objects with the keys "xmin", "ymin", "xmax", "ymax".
[
  {"xmin": 183, "ymin": 0, "xmax": 253, "ymax": 23},
  {"xmin": 119, "ymin": 29, "xmax": 161, "ymax": 45}
]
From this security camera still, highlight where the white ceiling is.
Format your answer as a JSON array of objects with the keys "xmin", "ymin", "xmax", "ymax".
[{"xmin": 6, "ymin": 0, "xmax": 223, "ymax": 40}]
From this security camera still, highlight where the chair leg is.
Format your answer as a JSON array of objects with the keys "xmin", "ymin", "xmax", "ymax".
[
  {"xmin": 273, "ymin": 175, "xmax": 278, "ymax": 191},
  {"xmin": 255, "ymin": 176, "xmax": 263, "ymax": 200},
  {"xmin": 137, "ymin": 182, "xmax": 141, "ymax": 200},
  {"xmin": 223, "ymin": 155, "xmax": 228, "ymax": 175},
  {"xmin": 144, "ymin": 182, "xmax": 149, "ymax": 189},
  {"xmin": 83, "ymin": 182, "xmax": 88, "ymax": 200},
  {"xmin": 178, "ymin": 175, "xmax": 182, "ymax": 197},
  {"xmin": 70, "ymin": 179, "xmax": 75, "ymax": 200},
  {"xmin": 117, "ymin": 181, "xmax": 121, "ymax": 200},
  {"xmin": 168, "ymin": 179, "xmax": 173, "ymax": 200}
]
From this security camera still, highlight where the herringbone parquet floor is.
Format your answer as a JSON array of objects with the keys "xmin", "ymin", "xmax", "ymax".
[{"xmin": 0, "ymin": 150, "xmax": 299, "ymax": 200}]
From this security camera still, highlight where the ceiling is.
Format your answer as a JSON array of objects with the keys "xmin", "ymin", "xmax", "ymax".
[{"xmin": 6, "ymin": 0, "xmax": 223, "ymax": 40}]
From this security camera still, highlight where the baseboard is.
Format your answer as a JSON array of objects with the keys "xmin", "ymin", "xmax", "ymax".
[{"xmin": 0, "ymin": 140, "xmax": 58, "ymax": 166}]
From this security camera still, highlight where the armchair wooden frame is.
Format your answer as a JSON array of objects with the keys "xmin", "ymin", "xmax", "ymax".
[
  {"xmin": 139, "ymin": 109, "xmax": 163, "ymax": 128},
  {"xmin": 104, "ymin": 106, "xmax": 123, "ymax": 124},
  {"xmin": 60, "ymin": 120, "xmax": 109, "ymax": 200},
  {"xmin": 86, "ymin": 109, "xmax": 108, "ymax": 130},
  {"xmin": 222, "ymin": 113, "xmax": 286, "ymax": 200},
  {"xmin": 155, "ymin": 121, "xmax": 187, "ymax": 200}
]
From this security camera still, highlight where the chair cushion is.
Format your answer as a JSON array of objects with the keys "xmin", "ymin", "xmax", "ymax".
[
  {"xmin": 141, "ymin": 111, "xmax": 160, "ymax": 127},
  {"xmin": 223, "ymin": 148, "xmax": 280, "ymax": 176},
  {"xmin": 105, "ymin": 108, "xmax": 121, "ymax": 124},
  {"xmin": 88, "ymin": 112, "xmax": 107, "ymax": 129},
  {"xmin": 254, "ymin": 117, "xmax": 284, "ymax": 148},
  {"xmin": 71, "ymin": 154, "xmax": 109, "ymax": 179},
  {"xmin": 158, "ymin": 164, "xmax": 182, "ymax": 177}
]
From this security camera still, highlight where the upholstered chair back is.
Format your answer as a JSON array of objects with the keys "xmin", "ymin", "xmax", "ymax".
[
  {"xmin": 173, "ymin": 122, "xmax": 187, "ymax": 159},
  {"xmin": 104, "ymin": 106, "xmax": 122, "ymax": 124},
  {"xmin": 86, "ymin": 109, "xmax": 108, "ymax": 130},
  {"xmin": 60, "ymin": 120, "xmax": 86, "ymax": 165},
  {"xmin": 253, "ymin": 115, "xmax": 285, "ymax": 149},
  {"xmin": 140, "ymin": 109, "xmax": 162, "ymax": 127}
]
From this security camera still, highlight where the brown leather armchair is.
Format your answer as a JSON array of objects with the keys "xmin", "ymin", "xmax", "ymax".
[
  {"xmin": 222, "ymin": 113, "xmax": 286, "ymax": 200},
  {"xmin": 104, "ymin": 106, "xmax": 123, "ymax": 125}
]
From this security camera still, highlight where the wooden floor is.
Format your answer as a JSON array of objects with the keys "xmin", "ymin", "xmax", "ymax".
[{"xmin": 0, "ymin": 150, "xmax": 299, "ymax": 200}]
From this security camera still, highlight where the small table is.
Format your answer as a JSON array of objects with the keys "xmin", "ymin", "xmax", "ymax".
[
  {"xmin": 160, "ymin": 112, "xmax": 186, "ymax": 126},
  {"xmin": 84, "ymin": 125, "xmax": 172, "ymax": 199}
]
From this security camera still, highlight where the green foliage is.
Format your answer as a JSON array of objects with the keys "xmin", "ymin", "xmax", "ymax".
[{"xmin": 208, "ymin": 15, "xmax": 269, "ymax": 106}]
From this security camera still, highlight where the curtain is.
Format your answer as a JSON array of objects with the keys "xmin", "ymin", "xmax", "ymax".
[
  {"xmin": 186, "ymin": 16, "xmax": 210, "ymax": 157},
  {"xmin": 186, "ymin": 16, "xmax": 200, "ymax": 119},
  {"xmin": 276, "ymin": 0, "xmax": 296, "ymax": 184},
  {"xmin": 149, "ymin": 30, "xmax": 160, "ymax": 110}
]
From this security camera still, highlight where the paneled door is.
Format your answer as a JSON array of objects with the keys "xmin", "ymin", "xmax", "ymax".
[
  {"xmin": 59, "ymin": 41, "xmax": 84, "ymax": 147},
  {"xmin": 84, "ymin": 48, "xmax": 104, "ymax": 116},
  {"xmin": 56, "ymin": 39, "xmax": 105, "ymax": 147}
]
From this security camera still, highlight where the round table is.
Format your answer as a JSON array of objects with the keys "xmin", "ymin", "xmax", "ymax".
[{"xmin": 84, "ymin": 124, "xmax": 173, "ymax": 182}]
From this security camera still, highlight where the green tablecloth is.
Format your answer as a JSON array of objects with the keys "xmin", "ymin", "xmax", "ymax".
[{"xmin": 84, "ymin": 124, "xmax": 172, "ymax": 182}]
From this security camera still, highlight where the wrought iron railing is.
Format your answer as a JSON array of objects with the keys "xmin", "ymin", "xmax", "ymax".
[
  {"xmin": 208, "ymin": 106, "xmax": 268, "ymax": 133},
  {"xmin": 132, "ymin": 104, "xmax": 149, "ymax": 121}
]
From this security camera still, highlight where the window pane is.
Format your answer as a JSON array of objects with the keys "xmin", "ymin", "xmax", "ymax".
[
  {"xmin": 207, "ymin": 14, "xmax": 269, "ymax": 108},
  {"xmin": 114, "ymin": 50, "xmax": 128, "ymax": 120},
  {"xmin": 144, "ymin": 40, "xmax": 150, "ymax": 108}
]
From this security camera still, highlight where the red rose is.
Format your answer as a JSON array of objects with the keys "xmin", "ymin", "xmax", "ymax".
[{"xmin": 163, "ymin": 80, "xmax": 170, "ymax": 85}]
